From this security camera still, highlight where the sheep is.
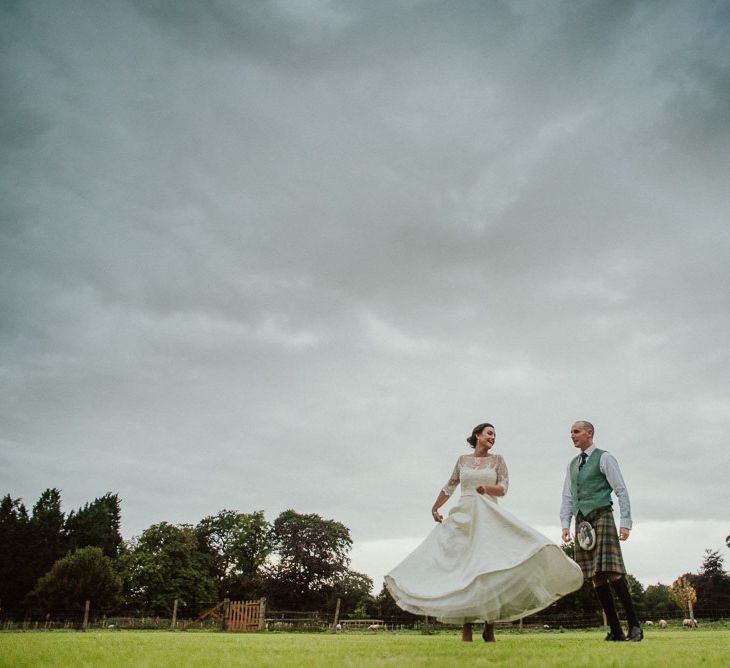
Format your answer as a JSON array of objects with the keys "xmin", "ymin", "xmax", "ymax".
[
  {"xmin": 543, "ymin": 624, "xmax": 551, "ymax": 630},
  {"xmin": 645, "ymin": 620, "xmax": 654, "ymax": 626},
  {"xmin": 335, "ymin": 623, "xmax": 342, "ymax": 631},
  {"xmin": 368, "ymin": 623, "xmax": 384, "ymax": 631},
  {"xmin": 658, "ymin": 619, "xmax": 668, "ymax": 629},
  {"xmin": 682, "ymin": 618, "xmax": 698, "ymax": 628}
]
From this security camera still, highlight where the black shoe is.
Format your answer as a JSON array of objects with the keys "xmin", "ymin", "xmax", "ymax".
[
  {"xmin": 605, "ymin": 631, "xmax": 626, "ymax": 641},
  {"xmin": 627, "ymin": 626, "xmax": 643, "ymax": 642}
]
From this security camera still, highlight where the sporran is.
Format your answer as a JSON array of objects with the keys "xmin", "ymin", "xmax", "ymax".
[{"xmin": 577, "ymin": 520, "xmax": 596, "ymax": 550}]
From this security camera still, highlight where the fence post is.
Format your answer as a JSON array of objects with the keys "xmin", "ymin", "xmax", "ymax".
[
  {"xmin": 171, "ymin": 599, "xmax": 178, "ymax": 630},
  {"xmin": 331, "ymin": 598, "xmax": 341, "ymax": 633},
  {"xmin": 221, "ymin": 599, "xmax": 230, "ymax": 631},
  {"xmin": 82, "ymin": 600, "xmax": 90, "ymax": 631},
  {"xmin": 258, "ymin": 598, "xmax": 267, "ymax": 631}
]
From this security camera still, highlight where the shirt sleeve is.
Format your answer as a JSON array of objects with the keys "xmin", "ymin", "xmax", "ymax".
[
  {"xmin": 442, "ymin": 457, "xmax": 461, "ymax": 496},
  {"xmin": 600, "ymin": 452, "xmax": 633, "ymax": 530},
  {"xmin": 559, "ymin": 463, "xmax": 574, "ymax": 529}
]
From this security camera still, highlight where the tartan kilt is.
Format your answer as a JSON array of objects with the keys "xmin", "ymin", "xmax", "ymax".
[{"xmin": 574, "ymin": 506, "xmax": 626, "ymax": 579}]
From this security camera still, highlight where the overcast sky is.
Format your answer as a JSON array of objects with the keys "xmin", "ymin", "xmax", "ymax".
[{"xmin": 2, "ymin": 0, "xmax": 728, "ymax": 594}]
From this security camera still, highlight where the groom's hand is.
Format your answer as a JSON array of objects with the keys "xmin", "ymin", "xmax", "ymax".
[{"xmin": 561, "ymin": 528, "xmax": 571, "ymax": 543}]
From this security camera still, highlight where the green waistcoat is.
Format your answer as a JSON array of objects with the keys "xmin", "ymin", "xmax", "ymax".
[{"xmin": 570, "ymin": 448, "xmax": 613, "ymax": 516}]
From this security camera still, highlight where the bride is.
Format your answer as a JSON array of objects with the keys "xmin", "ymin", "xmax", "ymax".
[{"xmin": 385, "ymin": 422, "xmax": 583, "ymax": 642}]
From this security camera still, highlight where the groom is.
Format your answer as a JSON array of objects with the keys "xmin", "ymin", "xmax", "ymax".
[{"xmin": 560, "ymin": 420, "xmax": 643, "ymax": 642}]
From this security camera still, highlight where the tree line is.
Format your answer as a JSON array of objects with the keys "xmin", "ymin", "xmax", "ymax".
[
  {"xmin": 2, "ymin": 489, "xmax": 728, "ymax": 624},
  {"xmin": 0, "ymin": 489, "xmax": 377, "ymax": 620},
  {"xmin": 538, "ymin": 538, "xmax": 730, "ymax": 624}
]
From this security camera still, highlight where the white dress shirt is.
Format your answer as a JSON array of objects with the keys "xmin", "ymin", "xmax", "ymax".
[{"xmin": 560, "ymin": 444, "xmax": 632, "ymax": 530}]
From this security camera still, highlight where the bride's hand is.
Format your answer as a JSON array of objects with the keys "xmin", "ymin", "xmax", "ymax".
[
  {"xmin": 476, "ymin": 485, "xmax": 486, "ymax": 494},
  {"xmin": 431, "ymin": 508, "xmax": 443, "ymax": 523}
]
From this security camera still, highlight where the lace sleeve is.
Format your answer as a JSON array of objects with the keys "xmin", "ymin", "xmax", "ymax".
[
  {"xmin": 495, "ymin": 455, "xmax": 509, "ymax": 494},
  {"xmin": 442, "ymin": 457, "xmax": 461, "ymax": 496}
]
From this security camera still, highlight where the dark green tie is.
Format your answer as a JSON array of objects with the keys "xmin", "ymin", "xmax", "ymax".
[{"xmin": 579, "ymin": 452, "xmax": 588, "ymax": 470}]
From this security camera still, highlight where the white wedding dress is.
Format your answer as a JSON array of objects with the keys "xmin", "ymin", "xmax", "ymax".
[{"xmin": 385, "ymin": 453, "xmax": 583, "ymax": 624}]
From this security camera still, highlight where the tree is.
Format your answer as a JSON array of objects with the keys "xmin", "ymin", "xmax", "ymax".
[
  {"xmin": 1, "ymin": 490, "xmax": 69, "ymax": 616},
  {"xmin": 1, "ymin": 489, "xmax": 126, "ymax": 616},
  {"xmin": 670, "ymin": 576, "xmax": 697, "ymax": 620},
  {"xmin": 0, "ymin": 494, "xmax": 32, "ymax": 615},
  {"xmin": 267, "ymin": 510, "xmax": 353, "ymax": 610},
  {"xmin": 644, "ymin": 583, "xmax": 678, "ymax": 619},
  {"xmin": 65, "ymin": 493, "xmax": 123, "ymax": 558},
  {"xmin": 195, "ymin": 510, "xmax": 272, "ymax": 599},
  {"xmin": 690, "ymin": 550, "xmax": 730, "ymax": 617},
  {"xmin": 331, "ymin": 570, "xmax": 374, "ymax": 618},
  {"xmin": 28, "ymin": 489, "xmax": 67, "ymax": 587},
  {"xmin": 699, "ymin": 550, "xmax": 725, "ymax": 577},
  {"xmin": 28, "ymin": 546, "xmax": 121, "ymax": 617},
  {"xmin": 118, "ymin": 522, "xmax": 218, "ymax": 616}
]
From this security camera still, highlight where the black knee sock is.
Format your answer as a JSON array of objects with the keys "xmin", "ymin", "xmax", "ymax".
[
  {"xmin": 595, "ymin": 583, "xmax": 623, "ymax": 635},
  {"xmin": 611, "ymin": 577, "xmax": 640, "ymax": 628}
]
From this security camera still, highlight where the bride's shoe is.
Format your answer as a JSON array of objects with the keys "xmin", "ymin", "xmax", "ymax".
[{"xmin": 482, "ymin": 623, "xmax": 495, "ymax": 642}]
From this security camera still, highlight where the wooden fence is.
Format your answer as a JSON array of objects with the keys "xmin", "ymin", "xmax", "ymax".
[{"xmin": 223, "ymin": 598, "xmax": 266, "ymax": 631}]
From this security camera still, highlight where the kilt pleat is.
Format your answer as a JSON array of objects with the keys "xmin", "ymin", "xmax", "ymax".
[{"xmin": 574, "ymin": 506, "xmax": 626, "ymax": 579}]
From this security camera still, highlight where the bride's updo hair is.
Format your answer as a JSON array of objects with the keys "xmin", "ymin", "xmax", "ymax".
[{"xmin": 466, "ymin": 422, "xmax": 494, "ymax": 447}]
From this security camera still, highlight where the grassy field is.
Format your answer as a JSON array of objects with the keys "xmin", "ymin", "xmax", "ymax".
[{"xmin": 1, "ymin": 628, "xmax": 728, "ymax": 667}]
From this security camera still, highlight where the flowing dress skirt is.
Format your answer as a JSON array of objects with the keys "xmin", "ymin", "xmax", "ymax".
[{"xmin": 385, "ymin": 491, "xmax": 583, "ymax": 624}]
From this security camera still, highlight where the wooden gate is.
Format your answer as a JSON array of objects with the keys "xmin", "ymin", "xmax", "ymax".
[{"xmin": 224, "ymin": 598, "xmax": 266, "ymax": 631}]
